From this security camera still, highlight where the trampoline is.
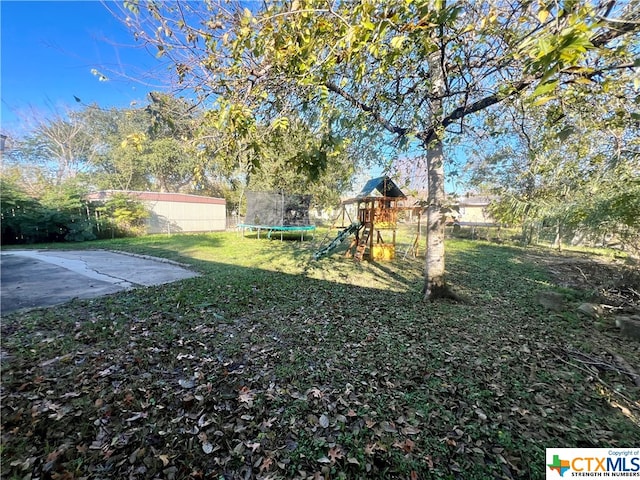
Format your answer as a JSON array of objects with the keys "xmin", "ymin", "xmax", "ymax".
[
  {"xmin": 237, "ymin": 224, "xmax": 316, "ymax": 240},
  {"xmin": 239, "ymin": 191, "xmax": 315, "ymax": 241}
]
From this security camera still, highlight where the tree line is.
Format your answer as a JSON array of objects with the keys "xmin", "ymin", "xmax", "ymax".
[
  {"xmin": 116, "ymin": 0, "xmax": 639, "ymax": 299},
  {"xmin": 1, "ymin": 0, "xmax": 638, "ymax": 298},
  {"xmin": 1, "ymin": 92, "xmax": 362, "ymax": 243},
  {"xmin": 468, "ymin": 79, "xmax": 639, "ymax": 254}
]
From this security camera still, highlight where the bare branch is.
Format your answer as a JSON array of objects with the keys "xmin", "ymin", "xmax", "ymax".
[
  {"xmin": 324, "ymin": 81, "xmax": 408, "ymax": 137},
  {"xmin": 418, "ymin": 15, "xmax": 640, "ymax": 144}
]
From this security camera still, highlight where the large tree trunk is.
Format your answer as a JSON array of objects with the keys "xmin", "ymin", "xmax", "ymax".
[
  {"xmin": 422, "ymin": 140, "xmax": 449, "ymax": 300},
  {"xmin": 421, "ymin": 24, "xmax": 455, "ymax": 302},
  {"xmin": 553, "ymin": 220, "xmax": 563, "ymax": 252}
]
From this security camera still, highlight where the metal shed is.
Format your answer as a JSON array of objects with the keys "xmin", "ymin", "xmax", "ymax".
[{"xmin": 88, "ymin": 190, "xmax": 227, "ymax": 234}]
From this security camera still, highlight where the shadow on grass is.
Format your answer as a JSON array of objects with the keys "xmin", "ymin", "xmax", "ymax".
[
  {"xmin": 444, "ymin": 240, "xmax": 551, "ymax": 301},
  {"xmin": 2, "ymin": 237, "xmax": 639, "ymax": 480}
]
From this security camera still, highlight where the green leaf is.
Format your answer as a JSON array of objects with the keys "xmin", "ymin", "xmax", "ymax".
[
  {"xmin": 537, "ymin": 9, "xmax": 550, "ymax": 23},
  {"xmin": 362, "ymin": 19, "xmax": 375, "ymax": 31},
  {"xmin": 531, "ymin": 80, "xmax": 558, "ymax": 99},
  {"xmin": 532, "ymin": 95, "xmax": 555, "ymax": 106},
  {"xmin": 271, "ymin": 116, "xmax": 290, "ymax": 131},
  {"xmin": 572, "ymin": 77, "xmax": 593, "ymax": 85},
  {"xmin": 318, "ymin": 85, "xmax": 329, "ymax": 103},
  {"xmin": 390, "ymin": 35, "xmax": 407, "ymax": 50},
  {"xmin": 123, "ymin": 0, "xmax": 139, "ymax": 15},
  {"xmin": 557, "ymin": 126, "xmax": 575, "ymax": 141}
]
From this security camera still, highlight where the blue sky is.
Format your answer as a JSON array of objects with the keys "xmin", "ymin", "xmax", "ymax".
[
  {"xmin": 0, "ymin": 1, "xmax": 466, "ymax": 193},
  {"xmin": 1, "ymin": 1, "xmax": 168, "ymax": 133}
]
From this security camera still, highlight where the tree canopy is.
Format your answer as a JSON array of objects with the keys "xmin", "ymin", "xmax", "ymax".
[
  {"xmin": 469, "ymin": 70, "xmax": 640, "ymax": 252},
  {"xmin": 119, "ymin": 0, "xmax": 640, "ymax": 299},
  {"xmin": 2, "ymin": 91, "xmax": 363, "ymax": 240}
]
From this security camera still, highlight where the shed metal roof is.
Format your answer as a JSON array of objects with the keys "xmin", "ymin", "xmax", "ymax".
[{"xmin": 88, "ymin": 190, "xmax": 226, "ymax": 205}]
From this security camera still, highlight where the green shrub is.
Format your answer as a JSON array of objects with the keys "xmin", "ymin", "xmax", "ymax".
[
  {"xmin": 0, "ymin": 179, "xmax": 147, "ymax": 244},
  {"xmin": 95, "ymin": 193, "xmax": 148, "ymax": 238}
]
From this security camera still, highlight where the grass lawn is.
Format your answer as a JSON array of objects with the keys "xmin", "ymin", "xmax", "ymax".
[{"xmin": 1, "ymin": 232, "xmax": 639, "ymax": 479}]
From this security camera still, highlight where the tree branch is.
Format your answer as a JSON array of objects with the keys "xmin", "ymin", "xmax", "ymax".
[
  {"xmin": 324, "ymin": 81, "xmax": 408, "ymax": 137},
  {"xmin": 418, "ymin": 17, "xmax": 640, "ymax": 145},
  {"xmin": 592, "ymin": 16, "xmax": 640, "ymax": 45}
]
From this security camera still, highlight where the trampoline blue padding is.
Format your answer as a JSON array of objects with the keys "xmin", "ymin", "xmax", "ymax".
[{"xmin": 237, "ymin": 224, "xmax": 316, "ymax": 240}]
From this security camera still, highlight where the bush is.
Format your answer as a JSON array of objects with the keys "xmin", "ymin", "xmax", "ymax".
[
  {"xmin": 95, "ymin": 193, "xmax": 148, "ymax": 238},
  {"xmin": 0, "ymin": 180, "xmax": 147, "ymax": 244},
  {"xmin": 0, "ymin": 180, "xmax": 70, "ymax": 244}
]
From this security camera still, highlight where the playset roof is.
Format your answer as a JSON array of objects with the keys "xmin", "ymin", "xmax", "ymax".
[{"xmin": 343, "ymin": 176, "xmax": 406, "ymax": 204}]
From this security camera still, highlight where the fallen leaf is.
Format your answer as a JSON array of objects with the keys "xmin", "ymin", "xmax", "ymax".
[
  {"xmin": 285, "ymin": 437, "xmax": 298, "ymax": 451},
  {"xmin": 328, "ymin": 446, "xmax": 344, "ymax": 463},
  {"xmin": 319, "ymin": 413, "xmax": 330, "ymax": 428},
  {"xmin": 307, "ymin": 387, "xmax": 323, "ymax": 398},
  {"xmin": 402, "ymin": 439, "xmax": 415, "ymax": 453},
  {"xmin": 425, "ymin": 455, "xmax": 434, "ymax": 469},
  {"xmin": 475, "ymin": 408, "xmax": 488, "ymax": 421},
  {"xmin": 381, "ymin": 420, "xmax": 397, "ymax": 433},
  {"xmin": 198, "ymin": 414, "xmax": 213, "ymax": 428},
  {"xmin": 402, "ymin": 425, "xmax": 421, "ymax": 435},
  {"xmin": 233, "ymin": 442, "xmax": 245, "ymax": 455},
  {"xmin": 364, "ymin": 442, "xmax": 384, "ymax": 455},
  {"xmin": 60, "ymin": 391, "xmax": 80, "ymax": 399},
  {"xmin": 260, "ymin": 457, "xmax": 274, "ymax": 472},
  {"xmin": 261, "ymin": 417, "xmax": 277, "ymax": 429},
  {"xmin": 178, "ymin": 379, "xmax": 195, "ymax": 389},
  {"xmin": 129, "ymin": 447, "xmax": 144, "ymax": 464},
  {"xmin": 163, "ymin": 466, "xmax": 178, "ymax": 480},
  {"xmin": 238, "ymin": 386, "xmax": 255, "ymax": 406},
  {"xmin": 202, "ymin": 442, "xmax": 213, "ymax": 454},
  {"xmin": 125, "ymin": 412, "xmax": 147, "ymax": 422},
  {"xmin": 245, "ymin": 441, "xmax": 261, "ymax": 453},
  {"xmin": 50, "ymin": 446, "xmax": 68, "ymax": 462}
]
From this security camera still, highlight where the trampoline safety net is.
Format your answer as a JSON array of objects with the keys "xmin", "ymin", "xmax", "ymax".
[{"xmin": 245, "ymin": 192, "xmax": 312, "ymax": 227}]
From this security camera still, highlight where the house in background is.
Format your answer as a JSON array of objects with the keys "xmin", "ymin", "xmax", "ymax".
[
  {"xmin": 453, "ymin": 194, "xmax": 498, "ymax": 226},
  {"xmin": 88, "ymin": 191, "xmax": 226, "ymax": 234}
]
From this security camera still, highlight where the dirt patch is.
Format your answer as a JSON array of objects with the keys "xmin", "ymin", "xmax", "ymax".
[{"xmin": 524, "ymin": 250, "xmax": 640, "ymax": 315}]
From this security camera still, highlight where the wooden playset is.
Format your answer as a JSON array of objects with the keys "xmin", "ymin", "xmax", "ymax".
[{"xmin": 314, "ymin": 176, "xmax": 407, "ymax": 261}]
